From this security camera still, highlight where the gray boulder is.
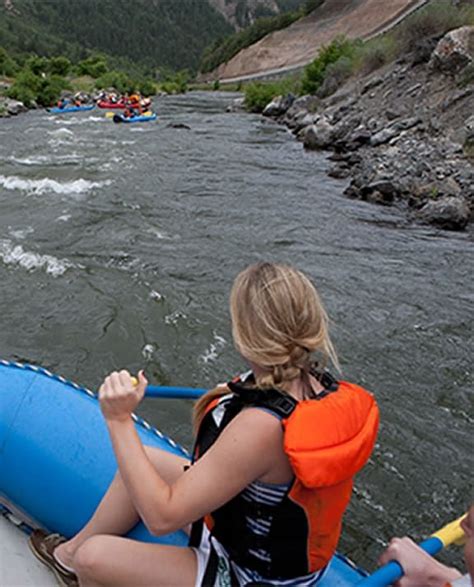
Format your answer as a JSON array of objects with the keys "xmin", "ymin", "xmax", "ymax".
[
  {"xmin": 290, "ymin": 111, "xmax": 318, "ymax": 133},
  {"xmin": 302, "ymin": 118, "xmax": 334, "ymax": 149},
  {"xmin": 370, "ymin": 126, "xmax": 400, "ymax": 146},
  {"xmin": 429, "ymin": 26, "xmax": 474, "ymax": 74},
  {"xmin": 262, "ymin": 93, "xmax": 295, "ymax": 117},
  {"xmin": 303, "ymin": 116, "xmax": 358, "ymax": 150},
  {"xmin": 328, "ymin": 164, "xmax": 351, "ymax": 179},
  {"xmin": 416, "ymin": 196, "xmax": 470, "ymax": 230},
  {"xmin": 369, "ymin": 117, "xmax": 420, "ymax": 146},
  {"xmin": 283, "ymin": 95, "xmax": 318, "ymax": 123},
  {"xmin": 6, "ymin": 99, "xmax": 28, "ymax": 115},
  {"xmin": 226, "ymin": 97, "xmax": 245, "ymax": 112},
  {"xmin": 465, "ymin": 114, "xmax": 474, "ymax": 141},
  {"xmin": 361, "ymin": 75, "xmax": 384, "ymax": 95}
]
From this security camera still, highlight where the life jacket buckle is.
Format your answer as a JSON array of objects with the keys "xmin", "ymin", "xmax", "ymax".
[{"xmin": 272, "ymin": 395, "xmax": 297, "ymax": 417}]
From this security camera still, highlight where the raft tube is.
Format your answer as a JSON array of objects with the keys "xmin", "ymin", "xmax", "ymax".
[
  {"xmin": 48, "ymin": 104, "xmax": 95, "ymax": 114},
  {"xmin": 113, "ymin": 113, "xmax": 157, "ymax": 124},
  {"xmin": 97, "ymin": 101, "xmax": 129, "ymax": 109},
  {"xmin": 0, "ymin": 360, "xmax": 368, "ymax": 586}
]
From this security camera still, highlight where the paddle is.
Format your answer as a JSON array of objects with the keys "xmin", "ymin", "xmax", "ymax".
[
  {"xmin": 144, "ymin": 385, "xmax": 206, "ymax": 399},
  {"xmin": 129, "ymin": 376, "xmax": 207, "ymax": 399},
  {"xmin": 358, "ymin": 515, "xmax": 467, "ymax": 586}
]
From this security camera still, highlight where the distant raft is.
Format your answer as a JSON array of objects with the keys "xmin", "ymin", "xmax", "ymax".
[
  {"xmin": 48, "ymin": 105, "xmax": 95, "ymax": 114},
  {"xmin": 97, "ymin": 100, "xmax": 128, "ymax": 109},
  {"xmin": 113, "ymin": 112, "xmax": 157, "ymax": 124}
]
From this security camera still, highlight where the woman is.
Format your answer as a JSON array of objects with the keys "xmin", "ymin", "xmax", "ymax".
[{"xmin": 30, "ymin": 262, "xmax": 379, "ymax": 587}]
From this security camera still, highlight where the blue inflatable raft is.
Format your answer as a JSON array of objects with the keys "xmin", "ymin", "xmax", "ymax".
[
  {"xmin": 0, "ymin": 360, "xmax": 368, "ymax": 586},
  {"xmin": 113, "ymin": 112, "xmax": 157, "ymax": 123},
  {"xmin": 48, "ymin": 104, "xmax": 95, "ymax": 114}
]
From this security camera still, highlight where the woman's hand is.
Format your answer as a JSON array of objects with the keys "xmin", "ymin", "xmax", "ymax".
[
  {"xmin": 99, "ymin": 369, "xmax": 148, "ymax": 423},
  {"xmin": 378, "ymin": 536, "xmax": 462, "ymax": 587}
]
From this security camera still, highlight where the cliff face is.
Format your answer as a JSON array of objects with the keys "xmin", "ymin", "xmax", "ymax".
[
  {"xmin": 209, "ymin": 0, "xmax": 426, "ymax": 80},
  {"xmin": 208, "ymin": 0, "xmax": 281, "ymax": 29}
]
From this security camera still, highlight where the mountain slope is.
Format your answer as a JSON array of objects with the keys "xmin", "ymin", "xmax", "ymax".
[
  {"xmin": 204, "ymin": 0, "xmax": 427, "ymax": 80},
  {"xmin": 0, "ymin": 0, "xmax": 233, "ymax": 72}
]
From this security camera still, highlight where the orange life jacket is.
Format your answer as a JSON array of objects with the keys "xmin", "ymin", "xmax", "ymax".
[{"xmin": 190, "ymin": 371, "xmax": 379, "ymax": 579}]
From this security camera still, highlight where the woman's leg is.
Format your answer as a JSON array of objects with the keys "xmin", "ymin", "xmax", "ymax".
[
  {"xmin": 55, "ymin": 447, "xmax": 189, "ymax": 568},
  {"xmin": 74, "ymin": 535, "xmax": 197, "ymax": 587}
]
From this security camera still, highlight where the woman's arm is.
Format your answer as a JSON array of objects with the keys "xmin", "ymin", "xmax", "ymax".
[
  {"xmin": 378, "ymin": 537, "xmax": 462, "ymax": 587},
  {"xmin": 100, "ymin": 370, "xmax": 284, "ymax": 536}
]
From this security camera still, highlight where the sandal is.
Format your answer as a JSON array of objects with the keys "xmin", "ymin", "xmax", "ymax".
[{"xmin": 29, "ymin": 529, "xmax": 79, "ymax": 587}]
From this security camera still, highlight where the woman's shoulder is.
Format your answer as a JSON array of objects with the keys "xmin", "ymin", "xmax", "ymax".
[{"xmin": 230, "ymin": 406, "xmax": 284, "ymax": 442}]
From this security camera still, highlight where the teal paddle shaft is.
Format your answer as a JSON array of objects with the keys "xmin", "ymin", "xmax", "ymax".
[
  {"xmin": 357, "ymin": 537, "xmax": 443, "ymax": 586},
  {"xmin": 144, "ymin": 385, "xmax": 207, "ymax": 399},
  {"xmin": 358, "ymin": 515, "xmax": 466, "ymax": 587}
]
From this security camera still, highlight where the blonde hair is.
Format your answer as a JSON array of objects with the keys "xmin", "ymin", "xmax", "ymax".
[{"xmin": 193, "ymin": 262, "xmax": 338, "ymax": 431}]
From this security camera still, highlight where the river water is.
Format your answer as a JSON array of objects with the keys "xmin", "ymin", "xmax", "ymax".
[{"xmin": 0, "ymin": 92, "xmax": 472, "ymax": 570}]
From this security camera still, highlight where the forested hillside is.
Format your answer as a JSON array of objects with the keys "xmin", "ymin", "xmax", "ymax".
[{"xmin": 0, "ymin": 0, "xmax": 233, "ymax": 72}]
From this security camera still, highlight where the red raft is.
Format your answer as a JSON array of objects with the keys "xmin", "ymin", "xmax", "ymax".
[{"xmin": 97, "ymin": 100, "xmax": 129, "ymax": 109}]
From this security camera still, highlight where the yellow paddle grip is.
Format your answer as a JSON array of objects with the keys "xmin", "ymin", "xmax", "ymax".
[{"xmin": 432, "ymin": 515, "xmax": 467, "ymax": 547}]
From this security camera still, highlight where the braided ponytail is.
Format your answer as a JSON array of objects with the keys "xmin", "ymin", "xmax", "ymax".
[{"xmin": 193, "ymin": 262, "xmax": 339, "ymax": 430}]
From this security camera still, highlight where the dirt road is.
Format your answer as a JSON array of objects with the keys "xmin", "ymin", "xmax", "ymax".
[{"xmin": 205, "ymin": 0, "xmax": 429, "ymax": 82}]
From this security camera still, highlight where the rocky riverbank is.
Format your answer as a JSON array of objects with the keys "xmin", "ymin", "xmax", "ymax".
[{"xmin": 262, "ymin": 26, "xmax": 474, "ymax": 230}]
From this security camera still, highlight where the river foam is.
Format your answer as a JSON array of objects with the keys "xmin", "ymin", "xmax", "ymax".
[
  {"xmin": 200, "ymin": 333, "xmax": 226, "ymax": 364},
  {"xmin": 0, "ymin": 174, "xmax": 110, "ymax": 195},
  {"xmin": 0, "ymin": 239, "xmax": 75, "ymax": 277},
  {"xmin": 7, "ymin": 153, "xmax": 85, "ymax": 166}
]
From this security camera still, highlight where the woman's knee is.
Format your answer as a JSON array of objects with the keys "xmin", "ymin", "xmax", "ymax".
[{"xmin": 73, "ymin": 535, "xmax": 109, "ymax": 579}]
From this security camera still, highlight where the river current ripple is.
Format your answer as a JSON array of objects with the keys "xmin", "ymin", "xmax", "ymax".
[{"xmin": 0, "ymin": 92, "xmax": 472, "ymax": 569}]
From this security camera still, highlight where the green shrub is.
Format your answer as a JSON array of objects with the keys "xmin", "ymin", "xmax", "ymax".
[
  {"xmin": 78, "ymin": 55, "xmax": 108, "ymax": 78},
  {"xmin": 7, "ymin": 68, "xmax": 70, "ymax": 107},
  {"xmin": 301, "ymin": 37, "xmax": 358, "ymax": 95},
  {"xmin": 317, "ymin": 56, "xmax": 354, "ymax": 97},
  {"xmin": 160, "ymin": 70, "xmax": 189, "ymax": 94},
  {"xmin": 95, "ymin": 70, "xmax": 135, "ymax": 94},
  {"xmin": 7, "ymin": 68, "xmax": 40, "ymax": 106},
  {"xmin": 0, "ymin": 47, "xmax": 18, "ymax": 77},
  {"xmin": 244, "ymin": 80, "xmax": 296, "ymax": 113},
  {"xmin": 138, "ymin": 79, "xmax": 156, "ymax": 97},
  {"xmin": 464, "ymin": 136, "xmax": 474, "ymax": 159},
  {"xmin": 70, "ymin": 75, "xmax": 95, "ymax": 93},
  {"xmin": 354, "ymin": 36, "xmax": 397, "ymax": 75},
  {"xmin": 25, "ymin": 55, "xmax": 49, "ymax": 75},
  {"xmin": 37, "ymin": 75, "xmax": 71, "ymax": 107},
  {"xmin": 48, "ymin": 56, "xmax": 71, "ymax": 77},
  {"xmin": 458, "ymin": 63, "xmax": 474, "ymax": 87},
  {"xmin": 395, "ymin": 0, "xmax": 474, "ymax": 55},
  {"xmin": 160, "ymin": 81, "xmax": 179, "ymax": 94},
  {"xmin": 7, "ymin": 84, "xmax": 36, "ymax": 107}
]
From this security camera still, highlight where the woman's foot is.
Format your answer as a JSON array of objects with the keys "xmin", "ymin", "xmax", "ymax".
[
  {"xmin": 29, "ymin": 530, "xmax": 78, "ymax": 587},
  {"xmin": 54, "ymin": 540, "xmax": 76, "ymax": 571}
]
